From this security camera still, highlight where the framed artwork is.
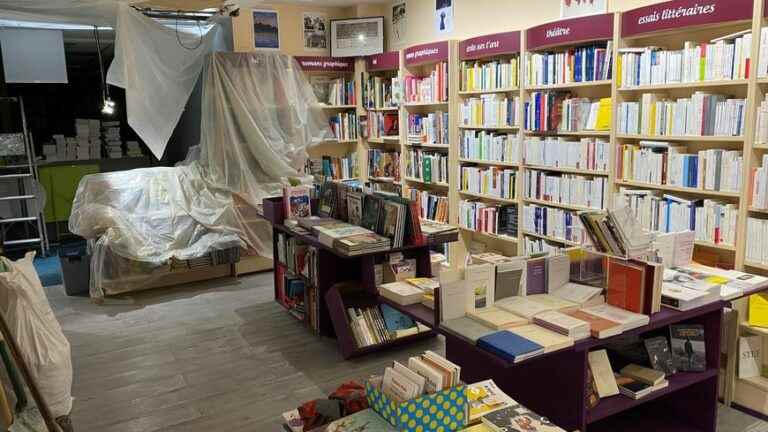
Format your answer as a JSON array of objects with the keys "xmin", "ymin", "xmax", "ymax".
[
  {"xmin": 253, "ymin": 9, "xmax": 279, "ymax": 50},
  {"xmin": 561, "ymin": 0, "xmax": 608, "ymax": 18},
  {"xmin": 303, "ymin": 12, "xmax": 327, "ymax": 51}
]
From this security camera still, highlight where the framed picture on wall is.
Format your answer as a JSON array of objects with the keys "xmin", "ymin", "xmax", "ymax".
[
  {"xmin": 253, "ymin": 9, "xmax": 280, "ymax": 50},
  {"xmin": 330, "ymin": 17, "xmax": 384, "ymax": 57},
  {"xmin": 303, "ymin": 12, "xmax": 328, "ymax": 51},
  {"xmin": 560, "ymin": 0, "xmax": 608, "ymax": 18}
]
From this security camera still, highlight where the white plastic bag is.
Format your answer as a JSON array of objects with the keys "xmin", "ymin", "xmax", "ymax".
[{"xmin": 0, "ymin": 252, "xmax": 73, "ymax": 418}]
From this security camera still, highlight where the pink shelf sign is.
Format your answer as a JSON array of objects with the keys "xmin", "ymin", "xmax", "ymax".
[
  {"xmin": 526, "ymin": 13, "xmax": 614, "ymax": 51},
  {"xmin": 367, "ymin": 51, "xmax": 400, "ymax": 71},
  {"xmin": 622, "ymin": 0, "xmax": 753, "ymax": 38},
  {"xmin": 459, "ymin": 31, "xmax": 521, "ymax": 61},
  {"xmin": 404, "ymin": 41, "xmax": 449, "ymax": 66},
  {"xmin": 295, "ymin": 56, "xmax": 354, "ymax": 72}
]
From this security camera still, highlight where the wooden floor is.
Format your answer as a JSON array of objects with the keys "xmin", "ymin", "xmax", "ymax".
[{"xmin": 45, "ymin": 272, "xmax": 768, "ymax": 432}]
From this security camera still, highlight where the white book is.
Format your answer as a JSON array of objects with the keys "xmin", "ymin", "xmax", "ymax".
[
  {"xmin": 496, "ymin": 296, "xmax": 554, "ymax": 319},
  {"xmin": 533, "ymin": 310, "xmax": 590, "ymax": 340},
  {"xmin": 580, "ymin": 304, "xmax": 649, "ymax": 331},
  {"xmin": 551, "ymin": 283, "xmax": 604, "ymax": 306}
]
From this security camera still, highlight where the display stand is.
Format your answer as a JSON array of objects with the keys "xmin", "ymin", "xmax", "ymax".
[
  {"xmin": 261, "ymin": 196, "xmax": 453, "ymax": 359},
  {"xmin": 296, "ymin": 56, "xmax": 359, "ymax": 181}
]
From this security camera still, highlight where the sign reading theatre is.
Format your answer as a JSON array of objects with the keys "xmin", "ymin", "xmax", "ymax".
[
  {"xmin": 459, "ymin": 31, "xmax": 521, "ymax": 61},
  {"xmin": 294, "ymin": 56, "xmax": 353, "ymax": 72},
  {"xmin": 622, "ymin": 0, "xmax": 752, "ymax": 37},
  {"xmin": 526, "ymin": 13, "xmax": 613, "ymax": 51}
]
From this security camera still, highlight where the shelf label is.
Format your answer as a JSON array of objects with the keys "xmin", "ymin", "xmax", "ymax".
[
  {"xmin": 404, "ymin": 41, "xmax": 449, "ymax": 66},
  {"xmin": 295, "ymin": 56, "xmax": 354, "ymax": 72},
  {"xmin": 622, "ymin": 0, "xmax": 753, "ymax": 37},
  {"xmin": 526, "ymin": 13, "xmax": 613, "ymax": 51},
  {"xmin": 367, "ymin": 51, "xmax": 400, "ymax": 71},
  {"xmin": 459, "ymin": 31, "xmax": 521, "ymax": 60}
]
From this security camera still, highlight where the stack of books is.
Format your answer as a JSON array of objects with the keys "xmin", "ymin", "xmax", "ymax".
[
  {"xmin": 525, "ymin": 93, "xmax": 611, "ymax": 132},
  {"xmin": 460, "ymin": 57, "xmax": 519, "ymax": 92},
  {"xmin": 460, "ymin": 95, "xmax": 520, "ymax": 128},
  {"xmin": 460, "ymin": 130, "xmax": 520, "ymax": 164},
  {"xmin": 524, "ymin": 136, "xmax": 608, "ymax": 171},
  {"xmin": 522, "ymin": 204, "xmax": 586, "ymax": 244},
  {"xmin": 347, "ymin": 304, "xmax": 430, "ymax": 348},
  {"xmin": 578, "ymin": 207, "xmax": 654, "ymax": 257},
  {"xmin": 405, "ymin": 149, "xmax": 448, "ymax": 184},
  {"xmin": 459, "ymin": 165, "xmax": 517, "ymax": 199},
  {"xmin": 404, "ymin": 61, "xmax": 448, "ymax": 103},
  {"xmin": 368, "ymin": 111, "xmax": 399, "ymax": 138},
  {"xmin": 409, "ymin": 190, "xmax": 449, "ymax": 224},
  {"xmin": 420, "ymin": 219, "xmax": 459, "ymax": 243},
  {"xmin": 458, "ymin": 200, "xmax": 518, "ymax": 238},
  {"xmin": 365, "ymin": 75, "xmax": 399, "ymax": 109},
  {"xmin": 329, "ymin": 112, "xmax": 359, "ymax": 141},
  {"xmin": 523, "ymin": 169, "xmax": 607, "ymax": 210},
  {"xmin": 525, "ymin": 42, "xmax": 613, "ymax": 86},
  {"xmin": 407, "ymin": 112, "xmax": 449, "ymax": 145},
  {"xmin": 367, "ymin": 149, "xmax": 401, "ymax": 181}
]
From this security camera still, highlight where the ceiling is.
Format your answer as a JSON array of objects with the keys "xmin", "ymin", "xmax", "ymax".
[{"xmin": 253, "ymin": 0, "xmax": 389, "ymax": 6}]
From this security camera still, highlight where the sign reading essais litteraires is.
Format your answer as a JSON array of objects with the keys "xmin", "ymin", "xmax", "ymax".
[
  {"xmin": 404, "ymin": 41, "xmax": 449, "ymax": 66},
  {"xmin": 367, "ymin": 51, "xmax": 400, "ymax": 71},
  {"xmin": 621, "ymin": 0, "xmax": 753, "ymax": 37},
  {"xmin": 526, "ymin": 13, "xmax": 613, "ymax": 51},
  {"xmin": 459, "ymin": 31, "xmax": 521, "ymax": 61},
  {"xmin": 295, "ymin": 56, "xmax": 353, "ymax": 72}
]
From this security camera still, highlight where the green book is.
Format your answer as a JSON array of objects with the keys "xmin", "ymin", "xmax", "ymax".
[{"xmin": 423, "ymin": 158, "xmax": 432, "ymax": 183}]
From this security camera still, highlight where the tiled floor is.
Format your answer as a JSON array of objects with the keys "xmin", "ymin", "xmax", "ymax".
[{"xmin": 45, "ymin": 272, "xmax": 768, "ymax": 431}]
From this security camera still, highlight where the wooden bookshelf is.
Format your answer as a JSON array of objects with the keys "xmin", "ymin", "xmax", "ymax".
[
  {"xmin": 458, "ymin": 87, "xmax": 519, "ymax": 96},
  {"xmin": 614, "ymin": 180, "xmax": 742, "ymax": 199},
  {"xmin": 364, "ymin": 51, "xmax": 402, "ymax": 194},
  {"xmin": 458, "ymin": 125, "xmax": 519, "ymax": 131},
  {"xmin": 458, "ymin": 158, "xmax": 519, "ymax": 167},
  {"xmin": 618, "ymin": 79, "xmax": 749, "ymax": 92},
  {"xmin": 523, "ymin": 164, "xmax": 609, "ymax": 176},
  {"xmin": 615, "ymin": 134, "xmax": 745, "ymax": 142},
  {"xmin": 458, "ymin": 190, "xmax": 517, "ymax": 204},
  {"xmin": 525, "ymin": 79, "xmax": 613, "ymax": 91}
]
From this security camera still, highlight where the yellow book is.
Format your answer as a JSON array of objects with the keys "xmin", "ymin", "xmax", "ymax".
[
  {"xmin": 595, "ymin": 98, "xmax": 612, "ymax": 131},
  {"xmin": 616, "ymin": 56, "xmax": 622, "ymax": 88},
  {"xmin": 749, "ymin": 293, "xmax": 768, "ymax": 328}
]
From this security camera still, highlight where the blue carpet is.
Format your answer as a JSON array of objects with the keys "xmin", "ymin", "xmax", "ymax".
[{"xmin": 34, "ymin": 254, "xmax": 63, "ymax": 287}]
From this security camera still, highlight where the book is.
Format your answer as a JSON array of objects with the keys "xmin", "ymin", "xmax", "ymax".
[
  {"xmin": 467, "ymin": 379, "xmax": 516, "ymax": 421},
  {"xmin": 749, "ymin": 293, "xmax": 768, "ymax": 328},
  {"xmin": 619, "ymin": 364, "xmax": 665, "ymax": 386},
  {"xmin": 379, "ymin": 281, "xmax": 424, "ymax": 305},
  {"xmin": 551, "ymin": 283, "xmax": 603, "ymax": 306},
  {"xmin": 392, "ymin": 360, "xmax": 426, "ymax": 395},
  {"xmin": 588, "ymin": 349, "xmax": 619, "ymax": 398},
  {"xmin": 533, "ymin": 310, "xmax": 590, "ymax": 340},
  {"xmin": 644, "ymin": 336, "xmax": 677, "ymax": 375},
  {"xmin": 314, "ymin": 223, "xmax": 374, "ymax": 248},
  {"xmin": 440, "ymin": 316, "xmax": 497, "ymax": 345},
  {"xmin": 477, "ymin": 331, "xmax": 545, "ymax": 363},
  {"xmin": 466, "ymin": 263, "xmax": 496, "ymax": 312},
  {"xmin": 739, "ymin": 336, "xmax": 762, "ymax": 379},
  {"xmin": 405, "ymin": 277, "xmax": 439, "ymax": 292},
  {"xmin": 581, "ymin": 303, "xmax": 650, "ymax": 332},
  {"xmin": 321, "ymin": 408, "xmax": 397, "ymax": 432},
  {"xmin": 525, "ymin": 258, "xmax": 548, "ymax": 295},
  {"xmin": 526, "ymin": 294, "xmax": 580, "ymax": 314},
  {"xmin": 615, "ymin": 374, "xmax": 653, "ymax": 400},
  {"xmin": 660, "ymin": 283, "xmax": 718, "ymax": 311},
  {"xmin": 481, "ymin": 403, "xmax": 565, "ymax": 432},
  {"xmin": 468, "ymin": 307, "xmax": 529, "ymax": 330},
  {"xmin": 567, "ymin": 310, "xmax": 623, "ymax": 339},
  {"xmin": 346, "ymin": 191, "xmax": 364, "ymax": 226},
  {"xmin": 507, "ymin": 324, "xmax": 574, "ymax": 353},
  {"xmin": 361, "ymin": 195, "xmax": 383, "ymax": 231},
  {"xmin": 382, "ymin": 366, "xmax": 421, "ymax": 403},
  {"xmin": 495, "ymin": 296, "xmax": 554, "ymax": 320},
  {"xmin": 439, "ymin": 271, "xmax": 468, "ymax": 321},
  {"xmin": 670, "ymin": 324, "xmax": 707, "ymax": 372},
  {"xmin": 283, "ymin": 185, "xmax": 311, "ymax": 219},
  {"xmin": 380, "ymin": 304, "xmax": 416, "ymax": 334},
  {"xmin": 606, "ymin": 258, "xmax": 646, "ymax": 314}
]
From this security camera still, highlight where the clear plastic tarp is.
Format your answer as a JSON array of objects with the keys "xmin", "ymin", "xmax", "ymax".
[{"xmin": 70, "ymin": 43, "xmax": 330, "ymax": 299}]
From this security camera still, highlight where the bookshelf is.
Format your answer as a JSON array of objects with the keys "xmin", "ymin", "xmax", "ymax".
[
  {"xmin": 455, "ymin": 31, "xmax": 522, "ymax": 262},
  {"xmin": 262, "ymin": 197, "xmax": 452, "ymax": 359},
  {"xmin": 296, "ymin": 56, "xmax": 360, "ymax": 182},
  {"xmin": 520, "ymin": 13, "xmax": 615, "ymax": 255},
  {"xmin": 612, "ymin": 0, "xmax": 756, "ymax": 270}
]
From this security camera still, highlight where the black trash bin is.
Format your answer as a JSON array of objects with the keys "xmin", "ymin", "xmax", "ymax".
[{"xmin": 59, "ymin": 240, "xmax": 91, "ymax": 296}]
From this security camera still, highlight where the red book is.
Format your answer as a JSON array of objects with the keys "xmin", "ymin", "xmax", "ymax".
[
  {"xmin": 606, "ymin": 258, "xmax": 646, "ymax": 314},
  {"xmin": 408, "ymin": 200, "xmax": 425, "ymax": 246}
]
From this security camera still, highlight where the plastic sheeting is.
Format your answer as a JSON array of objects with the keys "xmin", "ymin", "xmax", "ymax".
[
  {"xmin": 195, "ymin": 52, "xmax": 331, "ymax": 207},
  {"xmin": 107, "ymin": 3, "xmax": 229, "ymax": 159},
  {"xmin": 0, "ymin": 252, "xmax": 73, "ymax": 418}
]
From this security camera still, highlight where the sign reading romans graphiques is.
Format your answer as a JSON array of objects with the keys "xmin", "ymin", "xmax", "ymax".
[
  {"xmin": 404, "ymin": 41, "xmax": 449, "ymax": 66},
  {"xmin": 295, "ymin": 56, "xmax": 354, "ymax": 72}
]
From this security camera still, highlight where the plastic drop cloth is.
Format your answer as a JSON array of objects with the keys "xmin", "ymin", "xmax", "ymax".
[
  {"xmin": 0, "ymin": 252, "xmax": 73, "ymax": 418},
  {"xmin": 70, "ymin": 50, "xmax": 330, "ymax": 298}
]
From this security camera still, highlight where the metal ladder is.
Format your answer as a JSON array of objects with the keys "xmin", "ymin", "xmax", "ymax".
[{"xmin": 0, "ymin": 96, "xmax": 49, "ymax": 255}]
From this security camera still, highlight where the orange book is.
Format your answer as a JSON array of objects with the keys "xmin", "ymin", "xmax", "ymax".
[
  {"xmin": 568, "ymin": 310, "xmax": 623, "ymax": 339},
  {"xmin": 606, "ymin": 258, "xmax": 646, "ymax": 314}
]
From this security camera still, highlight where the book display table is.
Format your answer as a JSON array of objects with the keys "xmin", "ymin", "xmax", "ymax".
[{"xmin": 261, "ymin": 196, "xmax": 456, "ymax": 359}]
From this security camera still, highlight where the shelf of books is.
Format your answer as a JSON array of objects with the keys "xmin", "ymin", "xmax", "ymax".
[
  {"xmin": 613, "ymin": 0, "xmax": 758, "ymax": 271},
  {"xmin": 364, "ymin": 51, "xmax": 402, "ymax": 196},
  {"xmin": 297, "ymin": 56, "xmax": 360, "ymax": 183},
  {"xmin": 455, "ymin": 31, "xmax": 524, "ymax": 263},
  {"xmin": 521, "ymin": 13, "xmax": 615, "ymax": 256}
]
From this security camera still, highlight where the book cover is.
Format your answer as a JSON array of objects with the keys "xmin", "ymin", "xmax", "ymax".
[
  {"xmin": 322, "ymin": 408, "xmax": 397, "ymax": 431},
  {"xmin": 739, "ymin": 336, "xmax": 762, "ymax": 379},
  {"xmin": 619, "ymin": 364, "xmax": 665, "ymax": 386},
  {"xmin": 525, "ymin": 258, "xmax": 547, "ymax": 296},
  {"xmin": 481, "ymin": 404, "xmax": 565, "ymax": 432},
  {"xmin": 477, "ymin": 331, "xmax": 544, "ymax": 363},
  {"xmin": 440, "ymin": 316, "xmax": 497, "ymax": 344},
  {"xmin": 466, "ymin": 264, "xmax": 496, "ymax": 312},
  {"xmin": 467, "ymin": 379, "xmax": 515, "ymax": 421},
  {"xmin": 283, "ymin": 185, "xmax": 311, "ymax": 219},
  {"xmin": 670, "ymin": 324, "xmax": 707, "ymax": 372},
  {"xmin": 317, "ymin": 182, "xmax": 337, "ymax": 218},
  {"xmin": 606, "ymin": 258, "xmax": 645, "ymax": 314},
  {"xmin": 588, "ymin": 349, "xmax": 619, "ymax": 398},
  {"xmin": 347, "ymin": 191, "xmax": 364, "ymax": 226},
  {"xmin": 361, "ymin": 195, "xmax": 383, "ymax": 232},
  {"xmin": 643, "ymin": 336, "xmax": 677, "ymax": 375},
  {"xmin": 379, "ymin": 304, "xmax": 416, "ymax": 333}
]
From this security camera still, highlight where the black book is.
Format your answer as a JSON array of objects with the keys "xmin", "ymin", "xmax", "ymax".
[
  {"xmin": 317, "ymin": 182, "xmax": 337, "ymax": 218},
  {"xmin": 361, "ymin": 195, "xmax": 383, "ymax": 232},
  {"xmin": 670, "ymin": 324, "xmax": 706, "ymax": 372},
  {"xmin": 644, "ymin": 336, "xmax": 677, "ymax": 375}
]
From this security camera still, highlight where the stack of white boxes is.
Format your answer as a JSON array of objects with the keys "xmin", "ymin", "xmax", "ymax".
[
  {"xmin": 103, "ymin": 121, "xmax": 122, "ymax": 158},
  {"xmin": 126, "ymin": 141, "xmax": 142, "ymax": 157},
  {"xmin": 74, "ymin": 118, "xmax": 101, "ymax": 160}
]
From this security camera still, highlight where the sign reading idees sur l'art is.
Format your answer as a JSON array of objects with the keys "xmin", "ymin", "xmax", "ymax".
[
  {"xmin": 459, "ymin": 31, "xmax": 521, "ymax": 61},
  {"xmin": 526, "ymin": 13, "xmax": 613, "ymax": 51},
  {"xmin": 404, "ymin": 41, "xmax": 449, "ymax": 66},
  {"xmin": 295, "ymin": 56, "xmax": 354, "ymax": 72},
  {"xmin": 622, "ymin": 0, "xmax": 753, "ymax": 37},
  {"xmin": 366, "ymin": 51, "xmax": 400, "ymax": 71}
]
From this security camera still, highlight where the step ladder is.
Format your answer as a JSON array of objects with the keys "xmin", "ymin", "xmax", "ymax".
[{"xmin": 0, "ymin": 97, "xmax": 49, "ymax": 255}]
